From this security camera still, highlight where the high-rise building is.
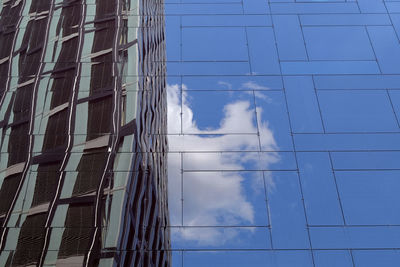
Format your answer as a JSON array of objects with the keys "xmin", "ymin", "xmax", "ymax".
[
  {"xmin": 164, "ymin": 0, "xmax": 400, "ymax": 266},
  {"xmin": 3, "ymin": 0, "xmax": 400, "ymax": 266},
  {"xmin": 0, "ymin": 0, "xmax": 170, "ymax": 266}
]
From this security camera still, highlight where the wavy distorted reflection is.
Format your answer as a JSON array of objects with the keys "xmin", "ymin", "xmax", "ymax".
[{"xmin": 167, "ymin": 83, "xmax": 280, "ymax": 246}]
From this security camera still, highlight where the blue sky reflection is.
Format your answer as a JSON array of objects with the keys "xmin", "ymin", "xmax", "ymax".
[
  {"xmin": 167, "ymin": 83, "xmax": 278, "ymax": 246},
  {"xmin": 165, "ymin": 0, "xmax": 400, "ymax": 266}
]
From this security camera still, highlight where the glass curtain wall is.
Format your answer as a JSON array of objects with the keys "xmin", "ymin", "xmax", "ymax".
[{"xmin": 165, "ymin": 0, "xmax": 400, "ymax": 266}]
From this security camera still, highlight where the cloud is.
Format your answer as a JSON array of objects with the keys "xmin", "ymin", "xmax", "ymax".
[
  {"xmin": 167, "ymin": 84, "xmax": 279, "ymax": 246},
  {"xmin": 242, "ymin": 81, "xmax": 270, "ymax": 91},
  {"xmin": 217, "ymin": 81, "xmax": 232, "ymax": 90},
  {"xmin": 241, "ymin": 81, "xmax": 271, "ymax": 101}
]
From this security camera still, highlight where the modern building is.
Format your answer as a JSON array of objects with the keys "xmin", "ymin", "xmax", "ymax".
[
  {"xmin": 3, "ymin": 0, "xmax": 400, "ymax": 266},
  {"xmin": 0, "ymin": 0, "xmax": 170, "ymax": 266},
  {"xmin": 165, "ymin": 0, "xmax": 400, "ymax": 266}
]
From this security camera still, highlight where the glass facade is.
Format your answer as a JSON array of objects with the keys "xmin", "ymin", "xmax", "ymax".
[
  {"xmin": 0, "ymin": 0, "xmax": 170, "ymax": 266},
  {"xmin": 2, "ymin": 0, "xmax": 400, "ymax": 266},
  {"xmin": 165, "ymin": 0, "xmax": 400, "ymax": 266}
]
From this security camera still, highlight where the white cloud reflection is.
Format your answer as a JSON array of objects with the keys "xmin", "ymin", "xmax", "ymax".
[
  {"xmin": 167, "ymin": 84, "xmax": 279, "ymax": 245},
  {"xmin": 242, "ymin": 81, "xmax": 271, "ymax": 101}
]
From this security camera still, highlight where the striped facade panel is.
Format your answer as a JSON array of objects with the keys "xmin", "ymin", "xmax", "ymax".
[{"xmin": 0, "ymin": 0, "xmax": 170, "ymax": 266}]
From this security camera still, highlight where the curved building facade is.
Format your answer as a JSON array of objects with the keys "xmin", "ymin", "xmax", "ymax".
[{"xmin": 0, "ymin": 0, "xmax": 170, "ymax": 266}]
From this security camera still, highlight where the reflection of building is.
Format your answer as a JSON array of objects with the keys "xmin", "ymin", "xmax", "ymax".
[{"xmin": 0, "ymin": 0, "xmax": 170, "ymax": 266}]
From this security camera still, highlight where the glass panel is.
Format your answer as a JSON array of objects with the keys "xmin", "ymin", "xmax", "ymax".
[
  {"xmin": 182, "ymin": 28, "xmax": 248, "ymax": 61},
  {"xmin": 318, "ymin": 90, "xmax": 399, "ymax": 132},
  {"xmin": 182, "ymin": 171, "xmax": 268, "ymax": 227},
  {"xmin": 314, "ymin": 251, "xmax": 353, "ymax": 267},
  {"xmin": 336, "ymin": 171, "xmax": 400, "ymax": 225},
  {"xmin": 353, "ymin": 250, "xmax": 400, "ymax": 267},
  {"xmin": 302, "ymin": 26, "xmax": 375, "ymax": 60}
]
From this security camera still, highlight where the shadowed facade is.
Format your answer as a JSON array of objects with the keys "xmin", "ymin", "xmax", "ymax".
[{"xmin": 0, "ymin": 0, "xmax": 170, "ymax": 266}]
